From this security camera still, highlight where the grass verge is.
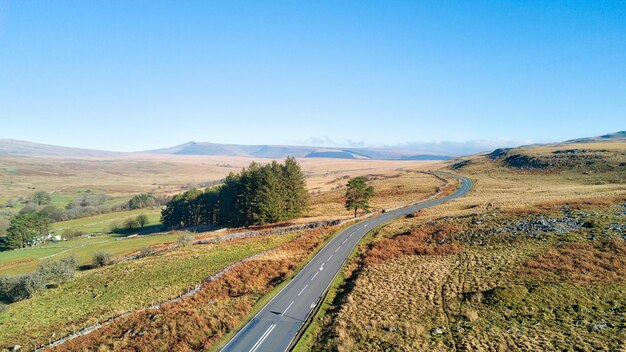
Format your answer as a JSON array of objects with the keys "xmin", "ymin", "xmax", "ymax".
[
  {"xmin": 208, "ymin": 222, "xmax": 352, "ymax": 352},
  {"xmin": 0, "ymin": 234, "xmax": 297, "ymax": 350},
  {"xmin": 293, "ymin": 225, "xmax": 382, "ymax": 352}
]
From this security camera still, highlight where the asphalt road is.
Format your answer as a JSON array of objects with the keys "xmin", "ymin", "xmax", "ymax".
[{"xmin": 220, "ymin": 172, "xmax": 472, "ymax": 352}]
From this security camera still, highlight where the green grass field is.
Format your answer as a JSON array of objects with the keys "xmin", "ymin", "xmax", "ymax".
[
  {"xmin": 51, "ymin": 208, "xmax": 162, "ymax": 234},
  {"xmin": 0, "ymin": 229, "xmax": 175, "ymax": 275},
  {"xmin": 48, "ymin": 194, "xmax": 76, "ymax": 208},
  {"xmin": 0, "ymin": 232, "xmax": 299, "ymax": 350}
]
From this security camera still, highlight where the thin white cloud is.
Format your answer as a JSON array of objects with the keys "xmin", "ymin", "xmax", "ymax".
[{"xmin": 299, "ymin": 136, "xmax": 536, "ymax": 156}]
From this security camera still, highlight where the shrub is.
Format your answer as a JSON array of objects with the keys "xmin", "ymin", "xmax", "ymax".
[
  {"xmin": 124, "ymin": 218, "xmax": 140, "ymax": 230},
  {"xmin": 176, "ymin": 233, "xmax": 194, "ymax": 248},
  {"xmin": 0, "ymin": 272, "xmax": 46, "ymax": 302},
  {"xmin": 136, "ymin": 214, "xmax": 149, "ymax": 228},
  {"xmin": 0, "ymin": 257, "xmax": 77, "ymax": 302},
  {"xmin": 140, "ymin": 246, "xmax": 155, "ymax": 257},
  {"xmin": 93, "ymin": 252, "xmax": 113, "ymax": 267},
  {"xmin": 62, "ymin": 228, "xmax": 85, "ymax": 238},
  {"xmin": 38, "ymin": 256, "xmax": 76, "ymax": 285},
  {"xmin": 128, "ymin": 194, "xmax": 157, "ymax": 209},
  {"xmin": 0, "ymin": 275, "xmax": 15, "ymax": 299},
  {"xmin": 109, "ymin": 221, "xmax": 123, "ymax": 233}
]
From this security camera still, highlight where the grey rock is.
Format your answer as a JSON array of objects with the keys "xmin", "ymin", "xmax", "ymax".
[{"xmin": 431, "ymin": 328, "xmax": 444, "ymax": 335}]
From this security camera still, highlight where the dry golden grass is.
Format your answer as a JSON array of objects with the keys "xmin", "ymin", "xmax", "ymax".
[
  {"xmin": 0, "ymin": 154, "xmax": 442, "ymax": 201},
  {"xmin": 310, "ymin": 140, "xmax": 626, "ymax": 351},
  {"xmin": 48, "ymin": 226, "xmax": 338, "ymax": 351},
  {"xmin": 307, "ymin": 171, "xmax": 442, "ymax": 219}
]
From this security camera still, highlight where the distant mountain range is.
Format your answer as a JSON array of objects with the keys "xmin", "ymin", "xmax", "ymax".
[
  {"xmin": 1, "ymin": 132, "xmax": 623, "ymax": 160},
  {"xmin": 0, "ymin": 139, "xmax": 123, "ymax": 157},
  {"xmin": 0, "ymin": 139, "xmax": 453, "ymax": 160},
  {"xmin": 141, "ymin": 142, "xmax": 454, "ymax": 160}
]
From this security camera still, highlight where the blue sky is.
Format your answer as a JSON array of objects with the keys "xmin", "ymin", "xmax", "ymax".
[{"xmin": 0, "ymin": 1, "xmax": 624, "ymax": 152}]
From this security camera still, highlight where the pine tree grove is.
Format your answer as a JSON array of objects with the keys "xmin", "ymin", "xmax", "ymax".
[{"xmin": 161, "ymin": 157, "xmax": 308, "ymax": 228}]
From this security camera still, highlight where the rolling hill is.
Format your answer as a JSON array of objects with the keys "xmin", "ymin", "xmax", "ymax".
[
  {"xmin": 0, "ymin": 139, "xmax": 121, "ymax": 157},
  {"xmin": 0, "ymin": 139, "xmax": 454, "ymax": 160},
  {"xmin": 141, "ymin": 141, "xmax": 454, "ymax": 160}
]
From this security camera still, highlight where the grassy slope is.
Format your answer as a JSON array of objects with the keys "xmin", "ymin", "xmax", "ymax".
[
  {"xmin": 293, "ymin": 225, "xmax": 381, "ymax": 352},
  {"xmin": 208, "ymin": 223, "xmax": 346, "ymax": 352},
  {"xmin": 0, "ymin": 170, "xmax": 442, "ymax": 276},
  {"xmin": 51, "ymin": 208, "xmax": 162, "ymax": 233},
  {"xmin": 0, "ymin": 154, "xmax": 441, "ymax": 199},
  {"xmin": 307, "ymin": 140, "xmax": 626, "ymax": 351},
  {"xmin": 0, "ymin": 233, "xmax": 298, "ymax": 349},
  {"xmin": 0, "ymin": 158, "xmax": 450, "ymax": 350},
  {"xmin": 0, "ymin": 229, "xmax": 175, "ymax": 275}
]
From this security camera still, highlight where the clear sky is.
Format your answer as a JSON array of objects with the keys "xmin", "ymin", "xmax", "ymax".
[{"xmin": 0, "ymin": 1, "xmax": 624, "ymax": 152}]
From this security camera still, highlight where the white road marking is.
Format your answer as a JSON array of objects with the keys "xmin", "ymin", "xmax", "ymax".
[
  {"xmin": 342, "ymin": 239, "xmax": 347, "ymax": 245},
  {"xmin": 249, "ymin": 324, "xmax": 276, "ymax": 352},
  {"xmin": 320, "ymin": 263, "xmax": 324, "ymax": 271},
  {"xmin": 327, "ymin": 254, "xmax": 333, "ymax": 261},
  {"xmin": 298, "ymin": 285, "xmax": 308, "ymax": 296},
  {"xmin": 281, "ymin": 301, "xmax": 294, "ymax": 316},
  {"xmin": 311, "ymin": 272, "xmax": 318, "ymax": 281},
  {"xmin": 335, "ymin": 246, "xmax": 340, "ymax": 253}
]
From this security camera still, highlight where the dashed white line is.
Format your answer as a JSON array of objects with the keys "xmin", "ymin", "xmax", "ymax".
[
  {"xmin": 335, "ymin": 246, "xmax": 340, "ymax": 253},
  {"xmin": 327, "ymin": 254, "xmax": 333, "ymax": 261},
  {"xmin": 311, "ymin": 272, "xmax": 318, "ymax": 281},
  {"xmin": 281, "ymin": 301, "xmax": 294, "ymax": 316},
  {"xmin": 298, "ymin": 284, "xmax": 308, "ymax": 296},
  {"xmin": 249, "ymin": 323, "xmax": 276, "ymax": 352}
]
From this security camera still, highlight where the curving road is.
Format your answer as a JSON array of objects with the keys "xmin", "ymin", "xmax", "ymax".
[{"xmin": 220, "ymin": 172, "xmax": 472, "ymax": 352}]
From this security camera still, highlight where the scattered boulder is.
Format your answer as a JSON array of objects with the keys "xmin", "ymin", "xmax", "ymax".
[
  {"xmin": 591, "ymin": 323, "xmax": 608, "ymax": 331},
  {"xmin": 430, "ymin": 327, "xmax": 445, "ymax": 335},
  {"xmin": 502, "ymin": 154, "xmax": 551, "ymax": 170},
  {"xmin": 385, "ymin": 325, "xmax": 398, "ymax": 332}
]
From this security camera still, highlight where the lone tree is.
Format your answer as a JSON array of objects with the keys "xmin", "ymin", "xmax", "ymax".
[
  {"xmin": 345, "ymin": 176, "xmax": 374, "ymax": 218},
  {"xmin": 32, "ymin": 191, "xmax": 51, "ymax": 206},
  {"xmin": 136, "ymin": 214, "xmax": 149, "ymax": 228},
  {"xmin": 124, "ymin": 218, "xmax": 140, "ymax": 230}
]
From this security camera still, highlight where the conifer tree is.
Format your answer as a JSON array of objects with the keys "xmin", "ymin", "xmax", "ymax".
[
  {"xmin": 161, "ymin": 157, "xmax": 309, "ymax": 229},
  {"xmin": 345, "ymin": 176, "xmax": 374, "ymax": 218}
]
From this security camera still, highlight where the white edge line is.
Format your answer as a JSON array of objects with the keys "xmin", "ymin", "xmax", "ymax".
[
  {"xmin": 220, "ymin": 217, "xmax": 358, "ymax": 350},
  {"xmin": 281, "ymin": 173, "xmax": 470, "ymax": 352}
]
